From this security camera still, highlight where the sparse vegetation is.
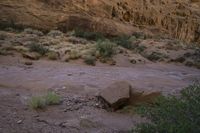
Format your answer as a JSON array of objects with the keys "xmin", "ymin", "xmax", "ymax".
[
  {"xmin": 29, "ymin": 92, "xmax": 61, "ymax": 109},
  {"xmin": 73, "ymin": 29, "xmax": 104, "ymax": 41},
  {"xmin": 23, "ymin": 28, "xmax": 44, "ymax": 36},
  {"xmin": 84, "ymin": 55, "xmax": 96, "ymax": 66},
  {"xmin": 47, "ymin": 52, "xmax": 58, "ymax": 60},
  {"xmin": 132, "ymin": 44, "xmax": 147, "ymax": 53},
  {"xmin": 132, "ymin": 32, "xmax": 146, "ymax": 39},
  {"xmin": 69, "ymin": 50, "xmax": 80, "ymax": 60},
  {"xmin": 29, "ymin": 96, "xmax": 46, "ymax": 109},
  {"xmin": 112, "ymin": 35, "xmax": 133, "ymax": 49},
  {"xmin": 29, "ymin": 43, "xmax": 48, "ymax": 55},
  {"xmin": 144, "ymin": 52, "xmax": 168, "ymax": 62},
  {"xmin": 96, "ymin": 39, "xmax": 116, "ymax": 58},
  {"xmin": 132, "ymin": 83, "xmax": 200, "ymax": 133},
  {"xmin": 47, "ymin": 30, "xmax": 63, "ymax": 37},
  {"xmin": 0, "ymin": 20, "xmax": 25, "ymax": 31},
  {"xmin": 45, "ymin": 92, "xmax": 61, "ymax": 105}
]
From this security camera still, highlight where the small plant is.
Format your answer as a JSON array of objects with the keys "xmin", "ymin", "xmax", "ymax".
[
  {"xmin": 112, "ymin": 35, "xmax": 133, "ymax": 49},
  {"xmin": 132, "ymin": 83, "xmax": 200, "ymax": 133},
  {"xmin": 29, "ymin": 43, "xmax": 48, "ymax": 55},
  {"xmin": 23, "ymin": 28, "xmax": 44, "ymax": 36},
  {"xmin": 132, "ymin": 44, "xmax": 147, "ymax": 53},
  {"xmin": 29, "ymin": 96, "xmax": 46, "ymax": 109},
  {"xmin": 73, "ymin": 29, "xmax": 104, "ymax": 41},
  {"xmin": 96, "ymin": 40, "xmax": 116, "ymax": 58},
  {"xmin": 47, "ymin": 52, "xmax": 58, "ymax": 60},
  {"xmin": 45, "ymin": 92, "xmax": 61, "ymax": 105},
  {"xmin": 69, "ymin": 50, "xmax": 80, "ymax": 60},
  {"xmin": 47, "ymin": 30, "xmax": 63, "ymax": 37},
  {"xmin": 84, "ymin": 55, "xmax": 96, "ymax": 66},
  {"xmin": 29, "ymin": 92, "xmax": 61, "ymax": 109},
  {"xmin": 132, "ymin": 32, "xmax": 145, "ymax": 39},
  {"xmin": 144, "ymin": 51, "xmax": 168, "ymax": 62}
]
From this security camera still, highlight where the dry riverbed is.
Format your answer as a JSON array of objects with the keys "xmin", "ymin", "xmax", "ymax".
[{"xmin": 0, "ymin": 55, "xmax": 200, "ymax": 133}]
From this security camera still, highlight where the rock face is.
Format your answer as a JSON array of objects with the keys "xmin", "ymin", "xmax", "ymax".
[
  {"xmin": 99, "ymin": 81, "xmax": 131, "ymax": 110},
  {"xmin": 0, "ymin": 0, "xmax": 200, "ymax": 43}
]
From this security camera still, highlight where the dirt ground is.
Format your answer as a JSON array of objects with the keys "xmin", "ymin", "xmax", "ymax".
[
  {"xmin": 0, "ymin": 29, "xmax": 200, "ymax": 132},
  {"xmin": 0, "ymin": 55, "xmax": 200, "ymax": 133}
]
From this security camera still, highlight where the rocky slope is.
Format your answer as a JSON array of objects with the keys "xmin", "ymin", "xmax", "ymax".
[{"xmin": 0, "ymin": 0, "xmax": 200, "ymax": 43}]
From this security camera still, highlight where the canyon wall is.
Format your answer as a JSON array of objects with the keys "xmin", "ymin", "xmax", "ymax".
[{"xmin": 0, "ymin": 0, "xmax": 199, "ymax": 43}]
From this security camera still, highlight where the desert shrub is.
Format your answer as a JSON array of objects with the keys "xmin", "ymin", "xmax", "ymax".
[
  {"xmin": 69, "ymin": 50, "xmax": 80, "ymax": 60},
  {"xmin": 45, "ymin": 92, "xmax": 61, "ymax": 105},
  {"xmin": 29, "ymin": 96, "xmax": 46, "ymax": 109},
  {"xmin": 144, "ymin": 51, "xmax": 168, "ymax": 62},
  {"xmin": 0, "ymin": 20, "xmax": 24, "ymax": 31},
  {"xmin": 29, "ymin": 92, "xmax": 61, "ymax": 109},
  {"xmin": 24, "ymin": 28, "xmax": 44, "ymax": 36},
  {"xmin": 132, "ymin": 84, "xmax": 200, "ymax": 133},
  {"xmin": 29, "ymin": 43, "xmax": 48, "ymax": 55},
  {"xmin": 73, "ymin": 29, "xmax": 104, "ymax": 41},
  {"xmin": 84, "ymin": 55, "xmax": 96, "ymax": 66},
  {"xmin": 136, "ymin": 45, "xmax": 147, "ymax": 53},
  {"xmin": 132, "ymin": 32, "xmax": 146, "ymax": 39},
  {"xmin": 112, "ymin": 35, "xmax": 133, "ymax": 49},
  {"xmin": 96, "ymin": 40, "xmax": 116, "ymax": 58},
  {"xmin": 47, "ymin": 30, "xmax": 63, "ymax": 37},
  {"xmin": 47, "ymin": 52, "xmax": 59, "ymax": 60}
]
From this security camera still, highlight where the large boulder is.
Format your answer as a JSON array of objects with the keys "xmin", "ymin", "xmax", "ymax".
[{"xmin": 99, "ymin": 81, "xmax": 131, "ymax": 110}]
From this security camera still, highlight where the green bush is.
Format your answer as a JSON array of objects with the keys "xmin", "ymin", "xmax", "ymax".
[
  {"xmin": 96, "ymin": 40, "xmax": 116, "ymax": 58},
  {"xmin": 29, "ymin": 43, "xmax": 48, "ymax": 55},
  {"xmin": 132, "ymin": 84, "xmax": 200, "ymax": 133},
  {"xmin": 29, "ymin": 92, "xmax": 61, "ymax": 109},
  {"xmin": 73, "ymin": 29, "xmax": 104, "ymax": 41},
  {"xmin": 45, "ymin": 92, "xmax": 61, "ymax": 105},
  {"xmin": 112, "ymin": 35, "xmax": 132, "ymax": 49},
  {"xmin": 29, "ymin": 96, "xmax": 46, "ymax": 109}
]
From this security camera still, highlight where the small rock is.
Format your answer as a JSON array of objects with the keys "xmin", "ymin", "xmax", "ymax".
[
  {"xmin": 17, "ymin": 120, "xmax": 23, "ymax": 124},
  {"xmin": 24, "ymin": 61, "xmax": 33, "ymax": 66},
  {"xmin": 99, "ymin": 81, "xmax": 131, "ymax": 110},
  {"xmin": 16, "ymin": 93, "xmax": 20, "ymax": 96},
  {"xmin": 63, "ymin": 109, "xmax": 68, "ymax": 112},
  {"xmin": 22, "ymin": 52, "xmax": 40, "ymax": 60},
  {"xmin": 33, "ymin": 114, "xmax": 39, "ymax": 118},
  {"xmin": 23, "ymin": 107, "xmax": 28, "ymax": 111},
  {"xmin": 129, "ymin": 57, "xmax": 137, "ymax": 64}
]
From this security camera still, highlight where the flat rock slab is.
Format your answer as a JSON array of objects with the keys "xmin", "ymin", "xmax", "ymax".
[{"xmin": 99, "ymin": 81, "xmax": 131, "ymax": 109}]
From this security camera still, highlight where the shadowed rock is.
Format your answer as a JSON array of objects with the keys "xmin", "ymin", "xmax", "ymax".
[{"xmin": 99, "ymin": 81, "xmax": 131, "ymax": 110}]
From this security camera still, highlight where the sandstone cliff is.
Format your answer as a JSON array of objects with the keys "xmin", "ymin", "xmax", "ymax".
[{"xmin": 0, "ymin": 0, "xmax": 200, "ymax": 43}]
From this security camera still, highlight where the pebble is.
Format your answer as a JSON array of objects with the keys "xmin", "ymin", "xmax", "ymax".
[{"xmin": 17, "ymin": 120, "xmax": 23, "ymax": 124}]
